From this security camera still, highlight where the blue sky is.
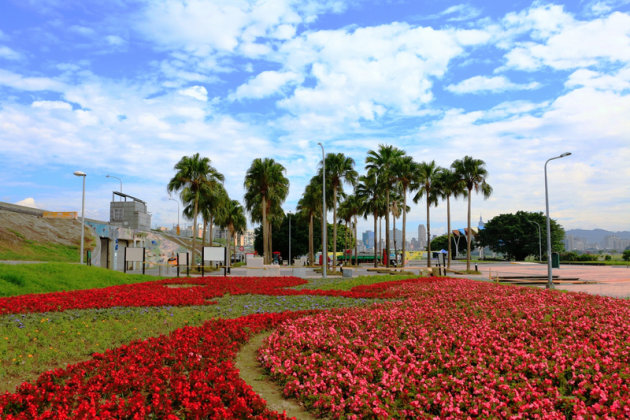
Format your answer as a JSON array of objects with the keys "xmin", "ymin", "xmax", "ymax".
[{"xmin": 1, "ymin": 0, "xmax": 629, "ymax": 237}]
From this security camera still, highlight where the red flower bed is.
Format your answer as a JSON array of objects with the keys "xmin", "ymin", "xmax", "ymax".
[
  {"xmin": 0, "ymin": 276, "xmax": 431, "ymax": 315},
  {"xmin": 259, "ymin": 279, "xmax": 630, "ymax": 418},
  {"xmin": 0, "ymin": 312, "xmax": 314, "ymax": 419}
]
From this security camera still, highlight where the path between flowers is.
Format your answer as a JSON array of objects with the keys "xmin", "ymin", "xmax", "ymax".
[{"xmin": 235, "ymin": 331, "xmax": 317, "ymax": 420}]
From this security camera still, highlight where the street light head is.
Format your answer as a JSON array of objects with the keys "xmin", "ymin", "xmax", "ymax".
[
  {"xmin": 560, "ymin": 152, "xmax": 572, "ymax": 157},
  {"xmin": 73, "ymin": 171, "xmax": 86, "ymax": 177}
]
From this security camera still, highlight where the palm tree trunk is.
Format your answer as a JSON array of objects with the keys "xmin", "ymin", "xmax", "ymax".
[
  {"xmin": 426, "ymin": 197, "xmax": 431, "ymax": 268},
  {"xmin": 373, "ymin": 212, "xmax": 378, "ymax": 267},
  {"xmin": 209, "ymin": 215, "xmax": 214, "ymax": 246},
  {"xmin": 378, "ymin": 217, "xmax": 382, "ymax": 266},
  {"xmin": 467, "ymin": 188, "xmax": 472, "ymax": 271},
  {"xmin": 267, "ymin": 219, "xmax": 272, "ymax": 264},
  {"xmin": 202, "ymin": 221, "xmax": 207, "ymax": 250},
  {"xmin": 354, "ymin": 215, "xmax": 358, "ymax": 266},
  {"xmin": 332, "ymin": 188, "xmax": 338, "ymax": 270},
  {"xmin": 385, "ymin": 190, "xmax": 390, "ymax": 267},
  {"xmin": 309, "ymin": 212, "xmax": 314, "ymax": 266},
  {"xmin": 392, "ymin": 212, "xmax": 398, "ymax": 266},
  {"xmin": 402, "ymin": 188, "xmax": 407, "ymax": 268},
  {"xmin": 192, "ymin": 196, "xmax": 199, "ymax": 265},
  {"xmin": 262, "ymin": 196, "xmax": 268, "ymax": 264},
  {"xmin": 447, "ymin": 195, "xmax": 452, "ymax": 269}
]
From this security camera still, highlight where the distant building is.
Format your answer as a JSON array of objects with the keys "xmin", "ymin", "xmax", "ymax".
[
  {"xmin": 417, "ymin": 224, "xmax": 427, "ymax": 249},
  {"xmin": 109, "ymin": 192, "xmax": 151, "ymax": 231},
  {"xmin": 362, "ymin": 230, "xmax": 375, "ymax": 248}
]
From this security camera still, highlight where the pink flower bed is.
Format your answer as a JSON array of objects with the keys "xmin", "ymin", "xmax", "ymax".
[
  {"xmin": 0, "ymin": 312, "xmax": 311, "ymax": 419},
  {"xmin": 259, "ymin": 278, "xmax": 630, "ymax": 418}
]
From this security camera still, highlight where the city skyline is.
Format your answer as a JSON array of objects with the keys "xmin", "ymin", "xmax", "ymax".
[{"xmin": 1, "ymin": 1, "xmax": 629, "ymax": 234}]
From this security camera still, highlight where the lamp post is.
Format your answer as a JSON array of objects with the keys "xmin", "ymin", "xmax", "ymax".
[
  {"xmin": 169, "ymin": 196, "xmax": 180, "ymax": 235},
  {"xmin": 106, "ymin": 174, "xmax": 122, "ymax": 193},
  {"xmin": 545, "ymin": 152, "xmax": 571, "ymax": 289},
  {"xmin": 526, "ymin": 219, "xmax": 542, "ymax": 262},
  {"xmin": 74, "ymin": 171, "xmax": 87, "ymax": 264},
  {"xmin": 288, "ymin": 212, "xmax": 292, "ymax": 267},
  {"xmin": 317, "ymin": 142, "xmax": 327, "ymax": 279}
]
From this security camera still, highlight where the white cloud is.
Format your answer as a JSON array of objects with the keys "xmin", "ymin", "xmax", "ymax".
[
  {"xmin": 15, "ymin": 198, "xmax": 39, "ymax": 208},
  {"xmin": 565, "ymin": 67, "xmax": 630, "ymax": 92},
  {"xmin": 233, "ymin": 71, "xmax": 299, "ymax": 100},
  {"xmin": 31, "ymin": 100, "xmax": 72, "ymax": 111},
  {"xmin": 447, "ymin": 75, "xmax": 541, "ymax": 94},
  {"xmin": 178, "ymin": 85, "xmax": 208, "ymax": 101},
  {"xmin": 0, "ymin": 46, "xmax": 22, "ymax": 60},
  {"xmin": 503, "ymin": 9, "xmax": 630, "ymax": 70},
  {"xmin": 105, "ymin": 35, "xmax": 126, "ymax": 46},
  {"xmin": 0, "ymin": 69, "xmax": 65, "ymax": 92}
]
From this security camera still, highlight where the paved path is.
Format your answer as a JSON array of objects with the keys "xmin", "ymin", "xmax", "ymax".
[{"xmin": 449, "ymin": 262, "xmax": 630, "ymax": 299}]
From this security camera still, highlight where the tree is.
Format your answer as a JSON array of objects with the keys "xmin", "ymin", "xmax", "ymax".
[
  {"xmin": 435, "ymin": 167, "xmax": 467, "ymax": 268},
  {"xmin": 244, "ymin": 158, "xmax": 289, "ymax": 264},
  {"xmin": 392, "ymin": 155, "xmax": 418, "ymax": 267},
  {"xmin": 622, "ymin": 249, "xmax": 630, "ymax": 261},
  {"xmin": 451, "ymin": 156, "xmax": 492, "ymax": 271},
  {"xmin": 215, "ymin": 199, "xmax": 246, "ymax": 270},
  {"xmin": 413, "ymin": 160, "xmax": 442, "ymax": 267},
  {"xmin": 167, "ymin": 153, "xmax": 224, "ymax": 262},
  {"xmin": 477, "ymin": 211, "xmax": 564, "ymax": 260},
  {"xmin": 366, "ymin": 145, "xmax": 406, "ymax": 267},
  {"xmin": 356, "ymin": 172, "xmax": 386, "ymax": 267},
  {"xmin": 320, "ymin": 153, "xmax": 357, "ymax": 271},
  {"xmin": 338, "ymin": 194, "xmax": 360, "ymax": 266},
  {"xmin": 297, "ymin": 178, "xmax": 322, "ymax": 266}
]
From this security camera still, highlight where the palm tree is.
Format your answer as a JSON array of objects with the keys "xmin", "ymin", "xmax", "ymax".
[
  {"xmin": 319, "ymin": 153, "xmax": 357, "ymax": 271},
  {"xmin": 216, "ymin": 199, "xmax": 247, "ymax": 271},
  {"xmin": 244, "ymin": 158, "xmax": 289, "ymax": 264},
  {"xmin": 338, "ymin": 194, "xmax": 361, "ymax": 266},
  {"xmin": 392, "ymin": 155, "xmax": 418, "ymax": 267},
  {"xmin": 356, "ymin": 172, "xmax": 385, "ymax": 267},
  {"xmin": 297, "ymin": 178, "xmax": 321, "ymax": 266},
  {"xmin": 366, "ymin": 145, "xmax": 406, "ymax": 267},
  {"xmin": 436, "ymin": 167, "xmax": 467, "ymax": 268},
  {"xmin": 451, "ymin": 156, "xmax": 493, "ymax": 271},
  {"xmin": 413, "ymin": 160, "xmax": 443, "ymax": 268},
  {"xmin": 183, "ymin": 183, "xmax": 228, "ymax": 249},
  {"xmin": 167, "ymin": 153, "xmax": 224, "ymax": 262}
]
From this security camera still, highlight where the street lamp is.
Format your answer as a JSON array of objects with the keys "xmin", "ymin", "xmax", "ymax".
[
  {"xmin": 526, "ymin": 219, "xmax": 542, "ymax": 262},
  {"xmin": 73, "ymin": 171, "xmax": 87, "ymax": 264},
  {"xmin": 288, "ymin": 212, "xmax": 292, "ymax": 267},
  {"xmin": 168, "ymin": 196, "xmax": 180, "ymax": 235},
  {"xmin": 317, "ymin": 142, "xmax": 327, "ymax": 279},
  {"xmin": 545, "ymin": 152, "xmax": 571, "ymax": 289},
  {"xmin": 106, "ymin": 174, "xmax": 122, "ymax": 193}
]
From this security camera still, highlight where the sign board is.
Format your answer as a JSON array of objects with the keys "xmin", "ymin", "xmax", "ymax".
[
  {"xmin": 125, "ymin": 247, "xmax": 144, "ymax": 262},
  {"xmin": 203, "ymin": 246, "xmax": 225, "ymax": 262},
  {"xmin": 202, "ymin": 246, "xmax": 227, "ymax": 276},
  {"xmin": 123, "ymin": 247, "xmax": 146, "ymax": 274}
]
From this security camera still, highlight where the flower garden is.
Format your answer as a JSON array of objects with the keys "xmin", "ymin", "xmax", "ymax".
[{"xmin": 1, "ymin": 274, "xmax": 629, "ymax": 418}]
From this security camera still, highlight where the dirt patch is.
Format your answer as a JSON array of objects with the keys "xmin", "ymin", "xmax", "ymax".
[{"xmin": 235, "ymin": 332, "xmax": 317, "ymax": 420}]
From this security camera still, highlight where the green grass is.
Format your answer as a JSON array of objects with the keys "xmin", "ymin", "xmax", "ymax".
[
  {"xmin": 0, "ymin": 241, "xmax": 81, "ymax": 263},
  {"xmin": 294, "ymin": 274, "xmax": 419, "ymax": 290},
  {"xmin": 0, "ymin": 263, "xmax": 167, "ymax": 297}
]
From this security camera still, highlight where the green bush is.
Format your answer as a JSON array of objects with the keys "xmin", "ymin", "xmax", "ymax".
[{"xmin": 623, "ymin": 249, "xmax": 630, "ymax": 262}]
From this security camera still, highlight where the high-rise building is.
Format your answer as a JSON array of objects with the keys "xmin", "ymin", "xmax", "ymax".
[
  {"xmin": 362, "ymin": 230, "xmax": 375, "ymax": 249},
  {"xmin": 418, "ymin": 224, "xmax": 427, "ymax": 249}
]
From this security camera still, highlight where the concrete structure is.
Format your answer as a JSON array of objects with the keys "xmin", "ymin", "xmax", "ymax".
[{"xmin": 109, "ymin": 192, "xmax": 151, "ymax": 231}]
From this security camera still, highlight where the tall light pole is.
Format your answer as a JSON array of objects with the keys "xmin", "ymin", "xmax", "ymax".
[
  {"xmin": 106, "ymin": 174, "xmax": 122, "ymax": 193},
  {"xmin": 74, "ymin": 171, "xmax": 87, "ymax": 264},
  {"xmin": 169, "ymin": 196, "xmax": 180, "ymax": 235},
  {"xmin": 526, "ymin": 219, "xmax": 542, "ymax": 262},
  {"xmin": 317, "ymin": 142, "xmax": 327, "ymax": 279},
  {"xmin": 288, "ymin": 212, "xmax": 292, "ymax": 267},
  {"xmin": 545, "ymin": 152, "xmax": 571, "ymax": 289}
]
